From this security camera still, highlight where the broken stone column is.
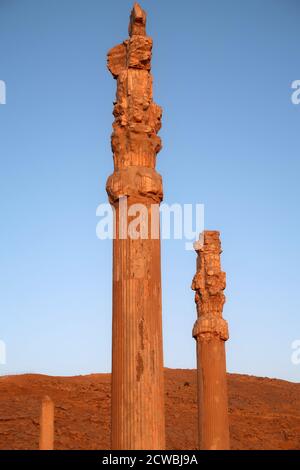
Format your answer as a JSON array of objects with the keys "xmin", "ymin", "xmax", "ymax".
[
  {"xmin": 192, "ymin": 231, "xmax": 230, "ymax": 450},
  {"xmin": 106, "ymin": 3, "xmax": 165, "ymax": 450},
  {"xmin": 39, "ymin": 396, "xmax": 54, "ymax": 450}
]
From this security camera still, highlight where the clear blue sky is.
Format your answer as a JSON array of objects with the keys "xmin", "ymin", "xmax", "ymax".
[{"xmin": 0, "ymin": 0, "xmax": 299, "ymax": 381}]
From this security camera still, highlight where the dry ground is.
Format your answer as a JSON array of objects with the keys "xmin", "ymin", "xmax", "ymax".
[{"xmin": 0, "ymin": 369, "xmax": 299, "ymax": 450}]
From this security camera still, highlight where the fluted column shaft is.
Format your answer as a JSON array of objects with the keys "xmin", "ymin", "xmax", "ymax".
[
  {"xmin": 195, "ymin": 333, "xmax": 229, "ymax": 449},
  {"xmin": 111, "ymin": 201, "xmax": 165, "ymax": 449}
]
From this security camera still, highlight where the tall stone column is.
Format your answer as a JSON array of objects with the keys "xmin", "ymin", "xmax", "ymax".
[
  {"xmin": 106, "ymin": 3, "xmax": 165, "ymax": 450},
  {"xmin": 191, "ymin": 231, "xmax": 230, "ymax": 450}
]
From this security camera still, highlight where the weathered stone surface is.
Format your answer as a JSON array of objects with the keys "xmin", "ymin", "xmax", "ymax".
[
  {"xmin": 107, "ymin": 43, "xmax": 127, "ymax": 79},
  {"xmin": 39, "ymin": 396, "xmax": 54, "ymax": 451},
  {"xmin": 106, "ymin": 3, "xmax": 165, "ymax": 450},
  {"xmin": 192, "ymin": 231, "xmax": 230, "ymax": 450},
  {"xmin": 107, "ymin": 4, "xmax": 162, "ymax": 174},
  {"xmin": 106, "ymin": 167, "xmax": 163, "ymax": 204},
  {"xmin": 127, "ymin": 36, "xmax": 153, "ymax": 70},
  {"xmin": 129, "ymin": 2, "xmax": 147, "ymax": 37}
]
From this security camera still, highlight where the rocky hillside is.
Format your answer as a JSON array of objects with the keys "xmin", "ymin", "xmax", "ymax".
[{"xmin": 0, "ymin": 369, "xmax": 299, "ymax": 450}]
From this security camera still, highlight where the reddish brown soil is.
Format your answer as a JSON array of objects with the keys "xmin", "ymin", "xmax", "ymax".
[{"xmin": 0, "ymin": 369, "xmax": 299, "ymax": 450}]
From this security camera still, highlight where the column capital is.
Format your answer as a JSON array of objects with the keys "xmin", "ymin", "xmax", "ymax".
[
  {"xmin": 193, "ymin": 316, "xmax": 229, "ymax": 342},
  {"xmin": 192, "ymin": 230, "xmax": 229, "ymax": 341},
  {"xmin": 106, "ymin": 166, "xmax": 163, "ymax": 205}
]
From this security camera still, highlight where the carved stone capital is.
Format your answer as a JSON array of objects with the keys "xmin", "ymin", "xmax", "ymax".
[
  {"xmin": 192, "ymin": 231, "xmax": 229, "ymax": 342},
  {"xmin": 192, "ymin": 316, "xmax": 229, "ymax": 342},
  {"xmin": 106, "ymin": 166, "xmax": 163, "ymax": 204},
  {"xmin": 107, "ymin": 3, "xmax": 163, "ymax": 176}
]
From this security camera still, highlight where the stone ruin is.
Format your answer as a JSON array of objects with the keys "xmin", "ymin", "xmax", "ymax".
[
  {"xmin": 106, "ymin": 4, "xmax": 230, "ymax": 451},
  {"xmin": 192, "ymin": 231, "xmax": 230, "ymax": 449},
  {"xmin": 106, "ymin": 2, "xmax": 165, "ymax": 450}
]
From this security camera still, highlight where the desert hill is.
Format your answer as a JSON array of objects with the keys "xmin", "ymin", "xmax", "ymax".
[{"xmin": 0, "ymin": 369, "xmax": 299, "ymax": 450}]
